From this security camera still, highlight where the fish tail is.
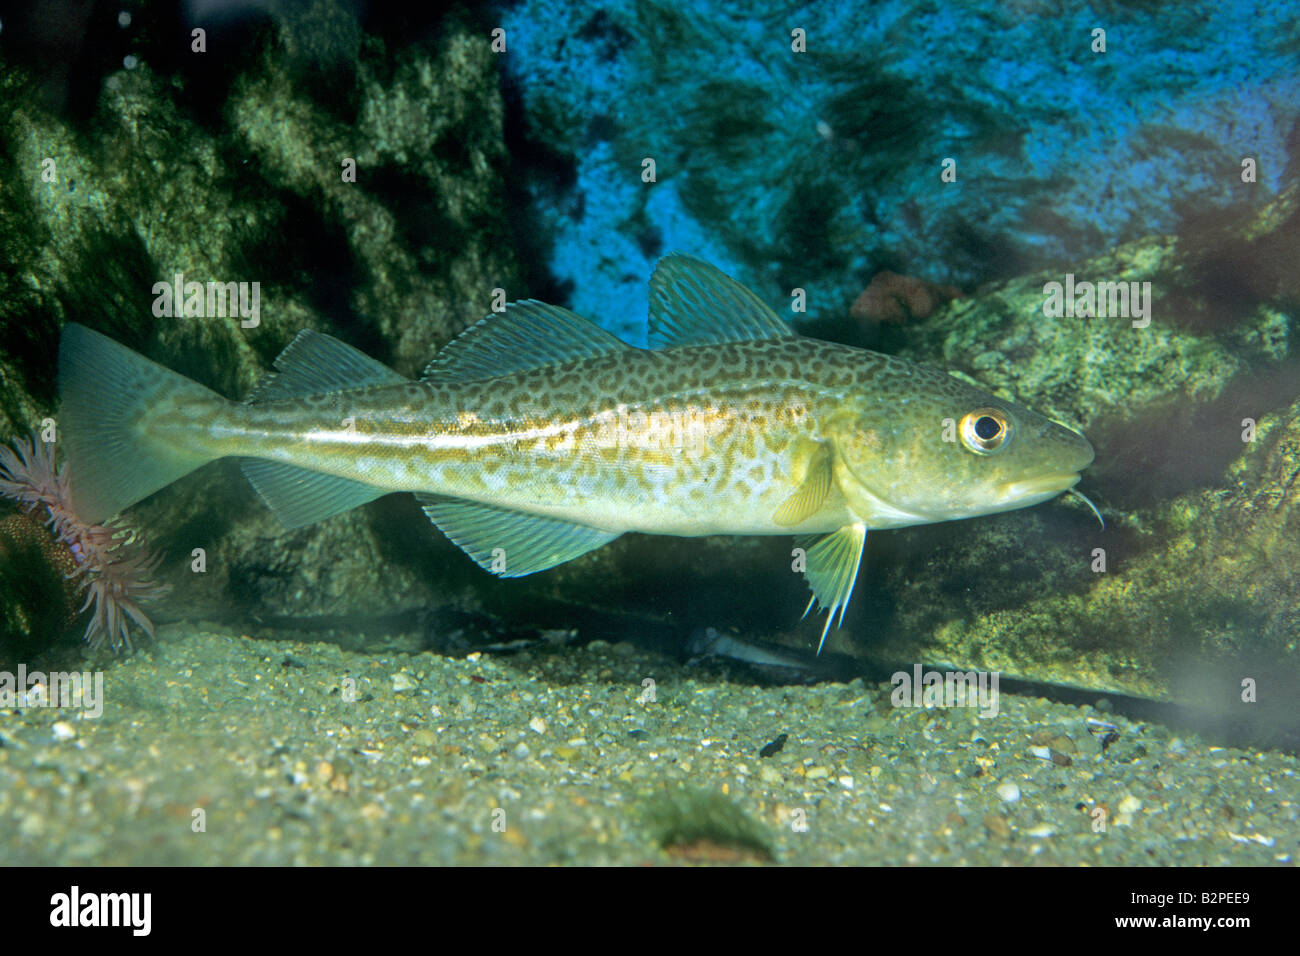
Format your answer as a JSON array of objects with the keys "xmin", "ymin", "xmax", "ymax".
[{"xmin": 58, "ymin": 323, "xmax": 225, "ymax": 523}]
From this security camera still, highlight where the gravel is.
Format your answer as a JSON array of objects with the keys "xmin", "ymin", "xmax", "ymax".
[{"xmin": 0, "ymin": 623, "xmax": 1295, "ymax": 865}]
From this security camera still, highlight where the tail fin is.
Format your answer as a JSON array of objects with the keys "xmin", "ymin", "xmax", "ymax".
[{"xmin": 58, "ymin": 324, "xmax": 223, "ymax": 523}]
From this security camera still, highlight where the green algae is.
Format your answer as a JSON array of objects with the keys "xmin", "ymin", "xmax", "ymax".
[
  {"xmin": 865, "ymin": 187, "xmax": 1300, "ymax": 702},
  {"xmin": 0, "ymin": 11, "xmax": 519, "ymax": 629},
  {"xmin": 641, "ymin": 785, "xmax": 775, "ymax": 862}
]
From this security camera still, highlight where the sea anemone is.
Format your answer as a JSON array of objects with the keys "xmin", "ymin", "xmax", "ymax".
[{"xmin": 0, "ymin": 434, "xmax": 168, "ymax": 652}]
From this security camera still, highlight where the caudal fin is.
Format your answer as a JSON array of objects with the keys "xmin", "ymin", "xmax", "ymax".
[{"xmin": 58, "ymin": 324, "xmax": 223, "ymax": 523}]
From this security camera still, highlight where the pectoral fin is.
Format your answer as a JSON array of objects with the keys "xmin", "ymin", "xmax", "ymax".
[
  {"xmin": 773, "ymin": 441, "xmax": 832, "ymax": 527},
  {"xmin": 798, "ymin": 522, "xmax": 867, "ymax": 654}
]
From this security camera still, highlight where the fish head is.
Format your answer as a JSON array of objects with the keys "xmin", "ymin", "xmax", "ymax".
[{"xmin": 827, "ymin": 363, "xmax": 1095, "ymax": 527}]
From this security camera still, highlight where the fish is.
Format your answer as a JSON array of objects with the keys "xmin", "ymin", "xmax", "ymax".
[
  {"xmin": 57, "ymin": 255, "xmax": 1094, "ymax": 651},
  {"xmin": 688, "ymin": 626, "xmax": 817, "ymax": 678},
  {"xmin": 687, "ymin": 626, "xmax": 855, "ymax": 684}
]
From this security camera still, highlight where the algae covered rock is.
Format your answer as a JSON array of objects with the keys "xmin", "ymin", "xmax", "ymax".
[
  {"xmin": 498, "ymin": 0, "xmax": 1298, "ymax": 345},
  {"xmin": 859, "ymin": 186, "xmax": 1299, "ymax": 703},
  {"xmin": 0, "ymin": 6, "xmax": 520, "ymax": 636}
]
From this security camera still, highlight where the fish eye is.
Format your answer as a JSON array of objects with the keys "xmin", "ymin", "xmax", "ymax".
[{"xmin": 959, "ymin": 407, "xmax": 1011, "ymax": 454}]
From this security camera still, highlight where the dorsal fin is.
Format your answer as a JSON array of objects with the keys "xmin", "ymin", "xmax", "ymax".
[
  {"xmin": 423, "ymin": 301, "xmax": 631, "ymax": 383},
  {"xmin": 248, "ymin": 329, "xmax": 407, "ymax": 402},
  {"xmin": 648, "ymin": 254, "xmax": 795, "ymax": 348}
]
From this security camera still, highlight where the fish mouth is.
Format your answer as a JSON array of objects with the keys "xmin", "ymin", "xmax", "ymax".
[{"xmin": 998, "ymin": 472, "xmax": 1081, "ymax": 504}]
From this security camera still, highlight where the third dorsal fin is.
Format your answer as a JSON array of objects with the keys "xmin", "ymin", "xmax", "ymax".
[
  {"xmin": 247, "ymin": 329, "xmax": 407, "ymax": 402},
  {"xmin": 648, "ymin": 254, "xmax": 795, "ymax": 348}
]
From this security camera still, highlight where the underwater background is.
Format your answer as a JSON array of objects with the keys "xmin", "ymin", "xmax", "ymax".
[{"xmin": 0, "ymin": 0, "xmax": 1296, "ymax": 864}]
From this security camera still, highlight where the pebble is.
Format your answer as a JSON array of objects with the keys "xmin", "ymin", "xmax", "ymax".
[
  {"xmin": 391, "ymin": 672, "xmax": 418, "ymax": 693},
  {"xmin": 982, "ymin": 813, "xmax": 1011, "ymax": 839},
  {"xmin": 2, "ymin": 623, "xmax": 1291, "ymax": 867},
  {"xmin": 1115, "ymin": 794, "xmax": 1143, "ymax": 826},
  {"xmin": 862, "ymin": 716, "xmax": 889, "ymax": 734},
  {"xmin": 1030, "ymin": 745, "xmax": 1072, "ymax": 766},
  {"xmin": 1118, "ymin": 794, "xmax": 1142, "ymax": 814}
]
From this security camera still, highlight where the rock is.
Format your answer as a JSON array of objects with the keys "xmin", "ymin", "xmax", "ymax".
[
  {"xmin": 982, "ymin": 813, "xmax": 1011, "ymax": 839},
  {"xmin": 0, "ymin": 7, "xmax": 521, "ymax": 637},
  {"xmin": 390, "ymin": 672, "xmax": 418, "ymax": 694},
  {"xmin": 865, "ymin": 186, "xmax": 1300, "ymax": 702}
]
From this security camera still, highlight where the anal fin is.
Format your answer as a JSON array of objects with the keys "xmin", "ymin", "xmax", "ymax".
[
  {"xmin": 416, "ymin": 494, "xmax": 620, "ymax": 577},
  {"xmin": 798, "ymin": 522, "xmax": 867, "ymax": 654},
  {"xmin": 242, "ymin": 459, "xmax": 385, "ymax": 528}
]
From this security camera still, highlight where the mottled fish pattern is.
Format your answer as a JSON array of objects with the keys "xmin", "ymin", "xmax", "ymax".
[{"xmin": 59, "ymin": 256, "xmax": 1094, "ymax": 650}]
